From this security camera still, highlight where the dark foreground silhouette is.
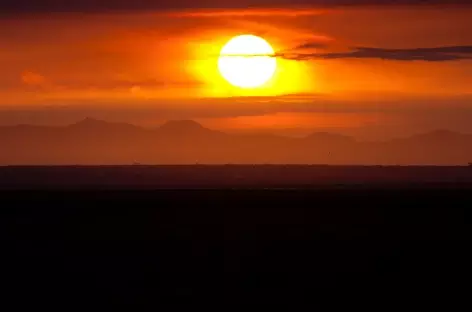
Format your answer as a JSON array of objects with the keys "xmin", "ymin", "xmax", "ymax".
[
  {"xmin": 1, "ymin": 164, "xmax": 472, "ymax": 189},
  {"xmin": 1, "ymin": 166, "xmax": 471, "ymax": 307}
]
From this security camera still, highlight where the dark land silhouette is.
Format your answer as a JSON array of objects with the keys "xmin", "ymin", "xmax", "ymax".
[
  {"xmin": 1, "ymin": 165, "xmax": 472, "ymax": 189},
  {"xmin": 2, "ymin": 188, "xmax": 471, "ymax": 308},
  {"xmin": 1, "ymin": 118, "xmax": 472, "ymax": 165},
  {"xmin": 2, "ymin": 121, "xmax": 472, "ymax": 307}
]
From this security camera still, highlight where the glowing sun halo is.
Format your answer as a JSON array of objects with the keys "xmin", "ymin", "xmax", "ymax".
[{"xmin": 218, "ymin": 35, "xmax": 277, "ymax": 88}]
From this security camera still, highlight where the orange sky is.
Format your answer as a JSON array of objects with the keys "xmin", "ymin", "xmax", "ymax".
[{"xmin": 1, "ymin": 5, "xmax": 472, "ymax": 138}]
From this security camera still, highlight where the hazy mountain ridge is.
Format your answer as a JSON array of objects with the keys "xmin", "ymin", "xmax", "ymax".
[{"xmin": 0, "ymin": 118, "xmax": 471, "ymax": 165}]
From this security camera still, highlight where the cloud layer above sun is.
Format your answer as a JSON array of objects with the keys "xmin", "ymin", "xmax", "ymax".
[{"xmin": 2, "ymin": 0, "xmax": 471, "ymax": 14}]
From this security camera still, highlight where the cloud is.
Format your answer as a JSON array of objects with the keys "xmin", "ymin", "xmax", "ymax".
[
  {"xmin": 4, "ymin": 93, "xmax": 472, "ymax": 120},
  {"xmin": 169, "ymin": 8, "xmax": 328, "ymax": 18},
  {"xmin": 21, "ymin": 71, "xmax": 47, "ymax": 86},
  {"xmin": 169, "ymin": 8, "xmax": 328, "ymax": 17},
  {"xmin": 291, "ymin": 42, "xmax": 329, "ymax": 50},
  {"xmin": 19, "ymin": 73, "xmax": 204, "ymax": 91},
  {"xmin": 278, "ymin": 45, "xmax": 472, "ymax": 62},
  {"xmin": 2, "ymin": 0, "xmax": 471, "ymax": 15},
  {"xmin": 219, "ymin": 45, "xmax": 472, "ymax": 62},
  {"xmin": 72, "ymin": 78, "xmax": 206, "ymax": 89}
]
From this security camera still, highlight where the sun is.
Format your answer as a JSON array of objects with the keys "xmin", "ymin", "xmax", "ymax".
[{"xmin": 218, "ymin": 35, "xmax": 277, "ymax": 89}]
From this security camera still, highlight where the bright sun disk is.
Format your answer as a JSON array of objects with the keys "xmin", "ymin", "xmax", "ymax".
[{"xmin": 218, "ymin": 35, "xmax": 277, "ymax": 88}]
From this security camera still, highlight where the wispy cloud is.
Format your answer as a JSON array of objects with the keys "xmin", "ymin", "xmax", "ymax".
[
  {"xmin": 2, "ymin": 0, "xmax": 472, "ymax": 15},
  {"xmin": 290, "ymin": 42, "xmax": 329, "ymax": 50},
  {"xmin": 17, "ymin": 72, "xmax": 204, "ymax": 91},
  {"xmin": 21, "ymin": 71, "xmax": 47, "ymax": 86},
  {"xmin": 168, "ymin": 8, "xmax": 329, "ymax": 17},
  {"xmin": 219, "ymin": 45, "xmax": 472, "ymax": 62},
  {"xmin": 278, "ymin": 45, "xmax": 472, "ymax": 62}
]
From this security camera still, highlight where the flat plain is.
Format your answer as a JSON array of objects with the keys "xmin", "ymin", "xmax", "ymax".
[{"xmin": 1, "ymin": 165, "xmax": 471, "ymax": 307}]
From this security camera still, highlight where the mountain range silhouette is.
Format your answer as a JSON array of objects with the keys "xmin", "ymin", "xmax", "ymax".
[{"xmin": 0, "ymin": 118, "xmax": 471, "ymax": 165}]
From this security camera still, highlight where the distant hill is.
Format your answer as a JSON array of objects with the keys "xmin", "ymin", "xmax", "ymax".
[
  {"xmin": 0, "ymin": 119, "xmax": 471, "ymax": 165},
  {"xmin": 158, "ymin": 120, "xmax": 214, "ymax": 135}
]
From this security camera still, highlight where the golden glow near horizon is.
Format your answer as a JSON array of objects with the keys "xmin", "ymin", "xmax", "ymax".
[{"xmin": 218, "ymin": 35, "xmax": 277, "ymax": 88}]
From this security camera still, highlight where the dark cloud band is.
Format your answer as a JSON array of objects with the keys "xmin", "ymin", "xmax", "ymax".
[
  {"xmin": 279, "ymin": 46, "xmax": 472, "ymax": 62},
  {"xmin": 1, "ymin": 0, "xmax": 471, "ymax": 15}
]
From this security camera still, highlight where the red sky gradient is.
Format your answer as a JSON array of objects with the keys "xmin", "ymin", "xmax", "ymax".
[{"xmin": 1, "ymin": 3, "xmax": 472, "ymax": 139}]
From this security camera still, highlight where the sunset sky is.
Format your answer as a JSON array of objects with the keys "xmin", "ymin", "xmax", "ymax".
[{"xmin": 1, "ymin": 0, "xmax": 472, "ymax": 139}]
